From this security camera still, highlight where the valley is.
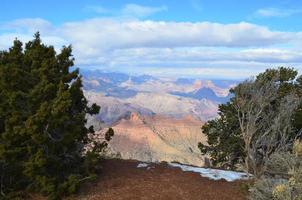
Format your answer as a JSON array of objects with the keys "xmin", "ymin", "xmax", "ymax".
[
  {"xmin": 83, "ymin": 70, "xmax": 236, "ymax": 166},
  {"xmin": 94, "ymin": 112, "xmax": 206, "ymax": 166}
]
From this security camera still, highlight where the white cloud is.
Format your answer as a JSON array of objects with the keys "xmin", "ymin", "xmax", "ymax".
[
  {"xmin": 1, "ymin": 17, "xmax": 302, "ymax": 78},
  {"xmin": 122, "ymin": 4, "xmax": 167, "ymax": 18},
  {"xmin": 83, "ymin": 4, "xmax": 167, "ymax": 18},
  {"xmin": 0, "ymin": 33, "xmax": 32, "ymax": 49},
  {"xmin": 107, "ymin": 48, "xmax": 302, "ymax": 64},
  {"xmin": 255, "ymin": 8, "xmax": 302, "ymax": 18},
  {"xmin": 84, "ymin": 5, "xmax": 111, "ymax": 14},
  {"xmin": 1, "ymin": 18, "xmax": 54, "ymax": 33},
  {"xmin": 0, "ymin": 18, "xmax": 66, "ymax": 50},
  {"xmin": 61, "ymin": 19, "xmax": 298, "ymax": 54}
]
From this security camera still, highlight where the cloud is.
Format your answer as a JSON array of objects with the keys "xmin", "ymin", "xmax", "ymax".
[
  {"xmin": 72, "ymin": 46, "xmax": 302, "ymax": 79},
  {"xmin": 61, "ymin": 19, "xmax": 298, "ymax": 55},
  {"xmin": 1, "ymin": 18, "xmax": 54, "ymax": 33},
  {"xmin": 254, "ymin": 7, "xmax": 302, "ymax": 18},
  {"xmin": 1, "ymin": 17, "xmax": 302, "ymax": 78},
  {"xmin": 107, "ymin": 48, "xmax": 302, "ymax": 64},
  {"xmin": 83, "ymin": 4, "xmax": 167, "ymax": 18},
  {"xmin": 0, "ymin": 18, "xmax": 66, "ymax": 49},
  {"xmin": 122, "ymin": 4, "xmax": 167, "ymax": 18},
  {"xmin": 84, "ymin": 5, "xmax": 111, "ymax": 14}
]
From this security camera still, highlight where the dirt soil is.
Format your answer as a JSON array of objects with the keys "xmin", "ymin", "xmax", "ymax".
[{"xmin": 74, "ymin": 159, "xmax": 248, "ymax": 200}]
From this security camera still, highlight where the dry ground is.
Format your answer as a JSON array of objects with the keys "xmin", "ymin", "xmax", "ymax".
[{"xmin": 73, "ymin": 159, "xmax": 248, "ymax": 200}]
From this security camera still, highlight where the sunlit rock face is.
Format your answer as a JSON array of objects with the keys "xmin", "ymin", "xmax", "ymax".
[
  {"xmin": 95, "ymin": 112, "xmax": 207, "ymax": 167},
  {"xmin": 83, "ymin": 72, "xmax": 237, "ymax": 167}
]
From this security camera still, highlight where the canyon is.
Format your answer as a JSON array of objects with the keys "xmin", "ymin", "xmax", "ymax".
[
  {"xmin": 84, "ymin": 70, "xmax": 236, "ymax": 166},
  {"xmin": 95, "ymin": 112, "xmax": 207, "ymax": 166}
]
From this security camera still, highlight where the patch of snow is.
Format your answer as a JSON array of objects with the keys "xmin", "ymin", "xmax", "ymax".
[
  {"xmin": 137, "ymin": 163, "xmax": 149, "ymax": 168},
  {"xmin": 169, "ymin": 163, "xmax": 251, "ymax": 182}
]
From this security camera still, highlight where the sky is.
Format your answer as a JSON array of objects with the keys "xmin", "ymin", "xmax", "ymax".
[{"xmin": 1, "ymin": 0, "xmax": 302, "ymax": 79}]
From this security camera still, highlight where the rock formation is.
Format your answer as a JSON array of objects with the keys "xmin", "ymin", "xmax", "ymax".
[{"xmin": 95, "ymin": 112, "xmax": 207, "ymax": 166}]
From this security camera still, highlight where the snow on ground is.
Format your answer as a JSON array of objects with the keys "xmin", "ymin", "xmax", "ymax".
[
  {"xmin": 137, "ymin": 163, "xmax": 149, "ymax": 168},
  {"xmin": 169, "ymin": 163, "xmax": 251, "ymax": 182},
  {"xmin": 136, "ymin": 162, "xmax": 251, "ymax": 182}
]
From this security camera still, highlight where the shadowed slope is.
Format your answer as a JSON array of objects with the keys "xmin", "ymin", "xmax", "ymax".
[{"xmin": 94, "ymin": 113, "xmax": 207, "ymax": 166}]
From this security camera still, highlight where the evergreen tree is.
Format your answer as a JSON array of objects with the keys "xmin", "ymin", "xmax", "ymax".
[
  {"xmin": 198, "ymin": 101, "xmax": 245, "ymax": 169},
  {"xmin": 0, "ymin": 33, "xmax": 112, "ymax": 199},
  {"xmin": 199, "ymin": 67, "xmax": 302, "ymax": 171}
]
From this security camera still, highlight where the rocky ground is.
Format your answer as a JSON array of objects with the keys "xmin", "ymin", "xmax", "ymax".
[{"xmin": 73, "ymin": 159, "xmax": 248, "ymax": 200}]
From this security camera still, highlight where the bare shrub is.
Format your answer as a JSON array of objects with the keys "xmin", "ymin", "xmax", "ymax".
[{"xmin": 249, "ymin": 140, "xmax": 302, "ymax": 200}]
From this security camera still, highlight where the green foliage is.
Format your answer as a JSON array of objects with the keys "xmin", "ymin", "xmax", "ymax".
[
  {"xmin": 199, "ymin": 67, "xmax": 302, "ymax": 170},
  {"xmin": 0, "ymin": 33, "xmax": 112, "ymax": 199},
  {"xmin": 198, "ymin": 101, "xmax": 245, "ymax": 169}
]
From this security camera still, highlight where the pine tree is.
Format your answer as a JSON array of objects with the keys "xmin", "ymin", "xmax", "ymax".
[
  {"xmin": 198, "ymin": 101, "xmax": 245, "ymax": 169},
  {"xmin": 0, "ymin": 33, "xmax": 112, "ymax": 199}
]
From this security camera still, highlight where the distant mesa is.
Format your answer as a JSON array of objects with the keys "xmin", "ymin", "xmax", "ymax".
[
  {"xmin": 93, "ymin": 112, "xmax": 207, "ymax": 166},
  {"xmin": 129, "ymin": 112, "xmax": 142, "ymax": 122},
  {"xmin": 83, "ymin": 70, "xmax": 237, "ymax": 166}
]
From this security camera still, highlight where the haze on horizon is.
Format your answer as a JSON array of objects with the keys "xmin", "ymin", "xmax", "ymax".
[{"xmin": 1, "ymin": 0, "xmax": 302, "ymax": 79}]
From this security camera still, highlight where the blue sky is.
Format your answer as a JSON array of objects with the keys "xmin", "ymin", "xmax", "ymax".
[
  {"xmin": 2, "ymin": 0, "xmax": 302, "ymax": 30},
  {"xmin": 1, "ymin": 0, "xmax": 302, "ymax": 79}
]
